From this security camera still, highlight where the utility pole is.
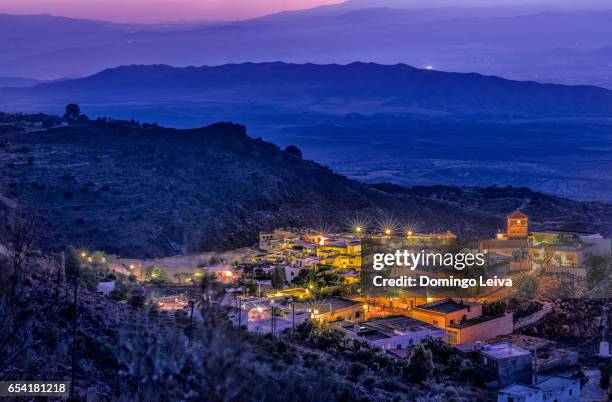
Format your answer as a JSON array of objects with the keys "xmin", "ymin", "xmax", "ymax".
[
  {"xmin": 291, "ymin": 299, "xmax": 295, "ymax": 340},
  {"xmin": 188, "ymin": 300, "xmax": 195, "ymax": 345},
  {"xmin": 271, "ymin": 305, "xmax": 275, "ymax": 338},
  {"xmin": 70, "ymin": 259, "xmax": 79, "ymax": 397}
]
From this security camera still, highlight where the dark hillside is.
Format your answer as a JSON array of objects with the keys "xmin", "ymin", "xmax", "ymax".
[{"xmin": 1, "ymin": 117, "xmax": 610, "ymax": 257}]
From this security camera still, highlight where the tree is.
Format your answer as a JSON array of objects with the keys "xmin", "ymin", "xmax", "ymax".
[
  {"xmin": 514, "ymin": 273, "xmax": 539, "ymax": 298},
  {"xmin": 586, "ymin": 255, "xmax": 611, "ymax": 297},
  {"xmin": 109, "ymin": 276, "xmax": 132, "ymax": 301},
  {"xmin": 200, "ymin": 271, "xmax": 222, "ymax": 302},
  {"xmin": 271, "ymin": 267, "xmax": 286, "ymax": 290},
  {"xmin": 284, "ymin": 145, "xmax": 302, "ymax": 158},
  {"xmin": 64, "ymin": 248, "xmax": 81, "ymax": 281},
  {"xmin": 2, "ymin": 212, "xmax": 35, "ymax": 280},
  {"xmin": 600, "ymin": 360, "xmax": 612, "ymax": 391},
  {"xmin": 293, "ymin": 268, "xmax": 315, "ymax": 288},
  {"xmin": 172, "ymin": 272, "xmax": 190, "ymax": 285},
  {"xmin": 144, "ymin": 266, "xmax": 168, "ymax": 285},
  {"xmin": 63, "ymin": 103, "xmax": 80, "ymax": 121},
  {"xmin": 405, "ymin": 343, "xmax": 433, "ymax": 383},
  {"xmin": 482, "ymin": 300, "xmax": 507, "ymax": 316}
]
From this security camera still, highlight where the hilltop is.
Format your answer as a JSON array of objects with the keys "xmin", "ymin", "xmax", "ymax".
[{"xmin": 1, "ymin": 114, "xmax": 610, "ymax": 257}]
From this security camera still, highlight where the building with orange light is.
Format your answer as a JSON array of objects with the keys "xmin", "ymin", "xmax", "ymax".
[{"xmin": 506, "ymin": 211, "xmax": 529, "ymax": 239}]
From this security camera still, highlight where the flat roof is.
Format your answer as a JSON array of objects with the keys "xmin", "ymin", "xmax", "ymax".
[
  {"xmin": 499, "ymin": 383, "xmax": 541, "ymax": 397},
  {"xmin": 363, "ymin": 315, "xmax": 441, "ymax": 334},
  {"xmin": 479, "ymin": 343, "xmax": 531, "ymax": 360},
  {"xmin": 536, "ymin": 376, "xmax": 577, "ymax": 391},
  {"xmin": 417, "ymin": 299, "xmax": 478, "ymax": 314}
]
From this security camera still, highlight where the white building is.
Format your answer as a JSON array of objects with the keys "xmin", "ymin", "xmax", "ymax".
[
  {"xmin": 96, "ymin": 281, "xmax": 115, "ymax": 296},
  {"xmin": 498, "ymin": 376, "xmax": 580, "ymax": 402},
  {"xmin": 335, "ymin": 315, "xmax": 445, "ymax": 350}
]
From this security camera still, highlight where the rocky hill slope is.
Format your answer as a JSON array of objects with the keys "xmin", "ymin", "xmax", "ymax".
[{"xmin": 1, "ymin": 115, "xmax": 610, "ymax": 257}]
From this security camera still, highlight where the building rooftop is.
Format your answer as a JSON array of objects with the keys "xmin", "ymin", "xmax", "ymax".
[
  {"xmin": 416, "ymin": 299, "xmax": 479, "ymax": 314},
  {"xmin": 479, "ymin": 343, "xmax": 531, "ymax": 360},
  {"xmin": 498, "ymin": 383, "xmax": 541, "ymax": 397},
  {"xmin": 362, "ymin": 315, "xmax": 441, "ymax": 335},
  {"xmin": 508, "ymin": 211, "xmax": 528, "ymax": 219},
  {"xmin": 536, "ymin": 376, "xmax": 577, "ymax": 392}
]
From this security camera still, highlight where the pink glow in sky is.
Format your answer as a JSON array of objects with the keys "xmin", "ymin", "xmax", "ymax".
[{"xmin": 0, "ymin": 0, "xmax": 343, "ymax": 22}]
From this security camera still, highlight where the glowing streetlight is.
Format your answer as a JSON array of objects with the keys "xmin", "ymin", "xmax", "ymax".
[
  {"xmin": 385, "ymin": 228, "xmax": 391, "ymax": 236},
  {"xmin": 355, "ymin": 226, "xmax": 362, "ymax": 233},
  {"xmin": 80, "ymin": 252, "xmax": 87, "ymax": 258},
  {"xmin": 407, "ymin": 230, "xmax": 413, "ymax": 236}
]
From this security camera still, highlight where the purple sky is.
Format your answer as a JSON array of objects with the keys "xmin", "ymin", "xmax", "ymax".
[{"xmin": 0, "ymin": 0, "xmax": 344, "ymax": 22}]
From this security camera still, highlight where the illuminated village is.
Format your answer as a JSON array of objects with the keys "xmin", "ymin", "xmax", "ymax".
[{"xmin": 70, "ymin": 211, "xmax": 612, "ymax": 401}]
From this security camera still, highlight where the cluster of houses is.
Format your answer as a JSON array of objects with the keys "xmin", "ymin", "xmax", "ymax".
[{"xmin": 91, "ymin": 211, "xmax": 608, "ymax": 401}]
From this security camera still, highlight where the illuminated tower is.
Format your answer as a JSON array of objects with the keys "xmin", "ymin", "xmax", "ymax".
[{"xmin": 506, "ymin": 211, "xmax": 528, "ymax": 239}]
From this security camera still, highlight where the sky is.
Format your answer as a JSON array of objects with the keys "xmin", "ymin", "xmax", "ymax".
[
  {"xmin": 0, "ymin": 0, "xmax": 344, "ymax": 22},
  {"xmin": 1, "ymin": 0, "xmax": 609, "ymax": 22}
]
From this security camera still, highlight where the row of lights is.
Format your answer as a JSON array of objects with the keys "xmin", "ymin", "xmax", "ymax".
[{"xmin": 354, "ymin": 226, "xmax": 413, "ymax": 236}]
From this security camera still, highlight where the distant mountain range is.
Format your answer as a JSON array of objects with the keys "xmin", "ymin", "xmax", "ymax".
[
  {"xmin": 1, "ymin": 115, "xmax": 610, "ymax": 257},
  {"xmin": 3, "ymin": 62, "xmax": 612, "ymax": 117},
  {"xmin": 1, "ymin": 2, "xmax": 611, "ymax": 88},
  {"xmin": 2, "ymin": 62, "xmax": 612, "ymax": 203}
]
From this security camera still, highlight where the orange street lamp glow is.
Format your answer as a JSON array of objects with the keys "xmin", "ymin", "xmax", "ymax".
[
  {"xmin": 355, "ymin": 226, "xmax": 362, "ymax": 233},
  {"xmin": 407, "ymin": 230, "xmax": 413, "ymax": 236},
  {"xmin": 385, "ymin": 229, "xmax": 391, "ymax": 235},
  {"xmin": 81, "ymin": 252, "xmax": 87, "ymax": 258}
]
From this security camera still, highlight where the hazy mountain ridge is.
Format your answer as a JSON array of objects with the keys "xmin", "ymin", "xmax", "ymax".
[
  {"xmin": 0, "ymin": 5, "xmax": 611, "ymax": 88},
  {"xmin": 4, "ymin": 62, "xmax": 612, "ymax": 117},
  {"xmin": 1, "ymin": 116, "xmax": 610, "ymax": 257}
]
